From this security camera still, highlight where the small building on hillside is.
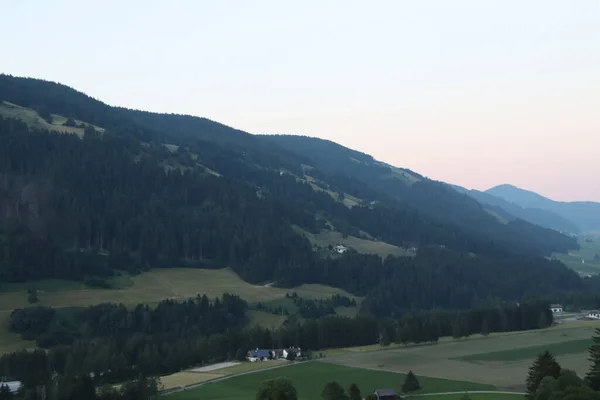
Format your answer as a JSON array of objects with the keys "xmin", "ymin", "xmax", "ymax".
[
  {"xmin": 333, "ymin": 244, "xmax": 348, "ymax": 254},
  {"xmin": 588, "ymin": 311, "xmax": 600, "ymax": 320},
  {"xmin": 247, "ymin": 349, "xmax": 273, "ymax": 362},
  {"xmin": 282, "ymin": 347, "xmax": 302, "ymax": 359},
  {"xmin": 374, "ymin": 388, "xmax": 401, "ymax": 399},
  {"xmin": 550, "ymin": 304, "xmax": 563, "ymax": 313},
  {"xmin": 0, "ymin": 381, "xmax": 22, "ymax": 394}
]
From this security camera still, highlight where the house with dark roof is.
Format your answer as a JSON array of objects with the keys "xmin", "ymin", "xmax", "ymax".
[
  {"xmin": 247, "ymin": 349, "xmax": 273, "ymax": 362},
  {"xmin": 374, "ymin": 388, "xmax": 400, "ymax": 400},
  {"xmin": 550, "ymin": 304, "xmax": 563, "ymax": 313}
]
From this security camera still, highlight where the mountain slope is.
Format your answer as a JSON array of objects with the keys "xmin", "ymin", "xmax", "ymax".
[
  {"xmin": 452, "ymin": 184, "xmax": 580, "ymax": 233},
  {"xmin": 263, "ymin": 135, "xmax": 578, "ymax": 255},
  {"xmin": 0, "ymin": 74, "xmax": 584, "ymax": 314},
  {"xmin": 487, "ymin": 184, "xmax": 600, "ymax": 231}
]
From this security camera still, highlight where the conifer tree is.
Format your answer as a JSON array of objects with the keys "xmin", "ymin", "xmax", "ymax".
[
  {"xmin": 402, "ymin": 371, "xmax": 421, "ymax": 393},
  {"xmin": 525, "ymin": 351, "xmax": 561, "ymax": 399},
  {"xmin": 586, "ymin": 328, "xmax": 600, "ymax": 390},
  {"xmin": 348, "ymin": 384, "xmax": 362, "ymax": 400},
  {"xmin": 481, "ymin": 319, "xmax": 490, "ymax": 337}
]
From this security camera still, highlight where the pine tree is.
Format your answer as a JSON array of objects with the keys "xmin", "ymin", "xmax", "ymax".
[
  {"xmin": 321, "ymin": 381, "xmax": 349, "ymax": 400},
  {"xmin": 537, "ymin": 312, "xmax": 549, "ymax": 329},
  {"xmin": 348, "ymin": 384, "xmax": 362, "ymax": 400},
  {"xmin": 481, "ymin": 319, "xmax": 490, "ymax": 337},
  {"xmin": 402, "ymin": 371, "xmax": 421, "ymax": 393},
  {"xmin": 586, "ymin": 328, "xmax": 600, "ymax": 390},
  {"xmin": 525, "ymin": 351, "xmax": 561, "ymax": 399}
]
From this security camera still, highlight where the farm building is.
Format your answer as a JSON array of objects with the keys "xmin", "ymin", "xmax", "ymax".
[
  {"xmin": 0, "ymin": 381, "xmax": 22, "ymax": 394},
  {"xmin": 588, "ymin": 311, "xmax": 600, "ymax": 320},
  {"xmin": 247, "ymin": 349, "xmax": 273, "ymax": 362},
  {"xmin": 374, "ymin": 388, "xmax": 400, "ymax": 399},
  {"xmin": 282, "ymin": 347, "xmax": 302, "ymax": 359},
  {"xmin": 550, "ymin": 304, "xmax": 563, "ymax": 313},
  {"xmin": 333, "ymin": 244, "xmax": 348, "ymax": 254}
]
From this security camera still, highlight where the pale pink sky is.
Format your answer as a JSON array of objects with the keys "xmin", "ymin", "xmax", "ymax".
[{"xmin": 2, "ymin": 0, "xmax": 599, "ymax": 201}]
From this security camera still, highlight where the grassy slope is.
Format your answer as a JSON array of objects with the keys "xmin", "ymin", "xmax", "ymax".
[
  {"xmin": 0, "ymin": 101, "xmax": 104, "ymax": 136},
  {"xmin": 298, "ymin": 227, "xmax": 415, "ymax": 258},
  {"xmin": 552, "ymin": 233, "xmax": 600, "ymax": 275},
  {"xmin": 168, "ymin": 362, "xmax": 492, "ymax": 400}
]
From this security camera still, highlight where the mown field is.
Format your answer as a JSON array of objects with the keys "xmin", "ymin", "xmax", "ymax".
[
  {"xmin": 298, "ymin": 227, "xmax": 415, "ymax": 258},
  {"xmin": 321, "ymin": 321, "xmax": 600, "ymax": 390},
  {"xmin": 553, "ymin": 233, "xmax": 600, "ymax": 275},
  {"xmin": 168, "ymin": 362, "xmax": 493, "ymax": 400},
  {"xmin": 0, "ymin": 268, "xmax": 356, "ymax": 354},
  {"xmin": 457, "ymin": 338, "xmax": 591, "ymax": 362}
]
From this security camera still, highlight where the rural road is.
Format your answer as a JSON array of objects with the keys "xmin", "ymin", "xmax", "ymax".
[{"xmin": 411, "ymin": 391, "xmax": 526, "ymax": 397}]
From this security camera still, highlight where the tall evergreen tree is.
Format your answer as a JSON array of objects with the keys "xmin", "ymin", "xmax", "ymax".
[
  {"xmin": 348, "ymin": 384, "xmax": 362, "ymax": 400},
  {"xmin": 321, "ymin": 381, "xmax": 349, "ymax": 400},
  {"xmin": 526, "ymin": 351, "xmax": 561, "ymax": 399},
  {"xmin": 481, "ymin": 319, "xmax": 490, "ymax": 337},
  {"xmin": 402, "ymin": 371, "xmax": 421, "ymax": 393},
  {"xmin": 537, "ymin": 312, "xmax": 550, "ymax": 329},
  {"xmin": 586, "ymin": 328, "xmax": 600, "ymax": 390},
  {"xmin": 256, "ymin": 377, "xmax": 298, "ymax": 400}
]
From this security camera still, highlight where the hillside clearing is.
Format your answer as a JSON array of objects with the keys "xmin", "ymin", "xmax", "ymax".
[
  {"xmin": 552, "ymin": 233, "xmax": 600, "ymax": 275},
  {"xmin": 0, "ymin": 101, "xmax": 104, "ymax": 136},
  {"xmin": 298, "ymin": 227, "xmax": 415, "ymax": 258}
]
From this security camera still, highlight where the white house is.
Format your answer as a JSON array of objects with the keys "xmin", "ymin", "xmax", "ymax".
[
  {"xmin": 333, "ymin": 245, "xmax": 348, "ymax": 254},
  {"xmin": 588, "ymin": 311, "xmax": 600, "ymax": 320},
  {"xmin": 550, "ymin": 304, "xmax": 563, "ymax": 313},
  {"xmin": 282, "ymin": 347, "xmax": 301, "ymax": 359}
]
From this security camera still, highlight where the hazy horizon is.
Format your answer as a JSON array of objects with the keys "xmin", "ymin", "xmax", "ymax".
[{"xmin": 2, "ymin": 0, "xmax": 599, "ymax": 202}]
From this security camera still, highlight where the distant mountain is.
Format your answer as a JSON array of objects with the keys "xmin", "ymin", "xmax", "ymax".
[
  {"xmin": 487, "ymin": 184, "xmax": 600, "ymax": 232},
  {"xmin": 451, "ymin": 185, "xmax": 580, "ymax": 233}
]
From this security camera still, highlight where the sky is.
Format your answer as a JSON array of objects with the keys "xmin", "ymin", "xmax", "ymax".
[{"xmin": 2, "ymin": 1, "xmax": 599, "ymax": 201}]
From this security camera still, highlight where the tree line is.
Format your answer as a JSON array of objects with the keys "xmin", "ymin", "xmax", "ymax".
[{"xmin": 1, "ymin": 299, "xmax": 552, "ymax": 392}]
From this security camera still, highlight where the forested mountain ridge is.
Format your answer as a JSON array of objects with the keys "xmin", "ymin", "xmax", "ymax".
[
  {"xmin": 487, "ymin": 184, "xmax": 600, "ymax": 231},
  {"xmin": 451, "ymin": 184, "xmax": 580, "ymax": 233},
  {"xmin": 0, "ymin": 74, "xmax": 585, "ymax": 316},
  {"xmin": 264, "ymin": 135, "xmax": 578, "ymax": 254}
]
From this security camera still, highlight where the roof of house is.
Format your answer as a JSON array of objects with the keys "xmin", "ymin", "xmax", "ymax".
[
  {"xmin": 550, "ymin": 304, "xmax": 562, "ymax": 308},
  {"xmin": 589, "ymin": 310, "xmax": 600, "ymax": 314},
  {"xmin": 0, "ymin": 381, "xmax": 22, "ymax": 393},
  {"xmin": 375, "ymin": 388, "xmax": 397, "ymax": 396},
  {"xmin": 250, "ymin": 349, "xmax": 271, "ymax": 358}
]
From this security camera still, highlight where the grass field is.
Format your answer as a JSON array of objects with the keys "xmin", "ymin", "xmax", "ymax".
[
  {"xmin": 0, "ymin": 268, "xmax": 353, "ymax": 354},
  {"xmin": 457, "ymin": 338, "xmax": 591, "ymax": 362},
  {"xmin": 298, "ymin": 227, "xmax": 415, "ymax": 258},
  {"xmin": 322, "ymin": 321, "xmax": 600, "ymax": 390},
  {"xmin": 553, "ymin": 233, "xmax": 600, "ymax": 275},
  {"xmin": 168, "ymin": 362, "xmax": 492, "ymax": 400}
]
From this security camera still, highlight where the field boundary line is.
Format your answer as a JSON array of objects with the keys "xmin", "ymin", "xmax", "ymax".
[{"xmin": 410, "ymin": 390, "xmax": 525, "ymax": 397}]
